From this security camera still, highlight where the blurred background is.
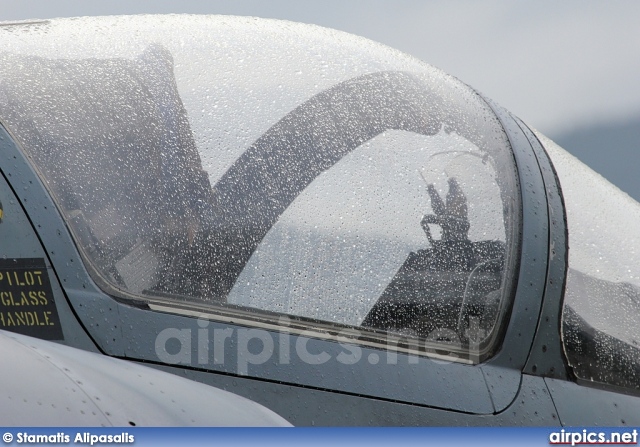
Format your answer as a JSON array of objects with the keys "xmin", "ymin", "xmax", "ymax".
[{"xmin": 2, "ymin": 0, "xmax": 639, "ymax": 201}]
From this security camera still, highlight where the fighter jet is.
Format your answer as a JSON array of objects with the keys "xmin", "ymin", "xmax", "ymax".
[{"xmin": 0, "ymin": 15, "xmax": 638, "ymax": 426}]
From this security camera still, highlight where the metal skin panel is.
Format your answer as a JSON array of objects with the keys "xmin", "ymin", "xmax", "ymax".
[
  {"xmin": 0, "ymin": 331, "xmax": 110, "ymax": 426},
  {"xmin": 516, "ymin": 119, "xmax": 571, "ymax": 380},
  {"xmin": 119, "ymin": 303, "xmax": 494, "ymax": 414},
  {"xmin": 155, "ymin": 364, "xmax": 560, "ymax": 426},
  {"xmin": 545, "ymin": 377, "xmax": 640, "ymax": 426},
  {"xmin": 0, "ymin": 330, "xmax": 291, "ymax": 426},
  {"xmin": 478, "ymin": 99, "xmax": 550, "ymax": 412}
]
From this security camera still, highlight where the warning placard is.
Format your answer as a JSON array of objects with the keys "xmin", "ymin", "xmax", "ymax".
[{"xmin": 0, "ymin": 258, "xmax": 63, "ymax": 340}]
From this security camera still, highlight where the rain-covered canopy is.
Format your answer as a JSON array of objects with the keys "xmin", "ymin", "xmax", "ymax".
[
  {"xmin": 540, "ymin": 135, "xmax": 640, "ymax": 390},
  {"xmin": 0, "ymin": 15, "xmax": 520, "ymax": 361}
]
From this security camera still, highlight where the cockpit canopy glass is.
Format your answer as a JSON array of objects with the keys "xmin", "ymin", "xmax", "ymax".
[
  {"xmin": 540, "ymin": 134, "xmax": 640, "ymax": 391},
  {"xmin": 0, "ymin": 16, "xmax": 520, "ymax": 362}
]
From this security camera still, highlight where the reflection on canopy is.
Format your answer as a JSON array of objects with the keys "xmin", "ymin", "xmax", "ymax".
[{"xmin": 0, "ymin": 41, "xmax": 519, "ymax": 360}]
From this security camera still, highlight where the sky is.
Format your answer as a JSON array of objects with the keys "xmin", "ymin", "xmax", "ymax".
[{"xmin": 2, "ymin": 0, "xmax": 640, "ymax": 138}]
